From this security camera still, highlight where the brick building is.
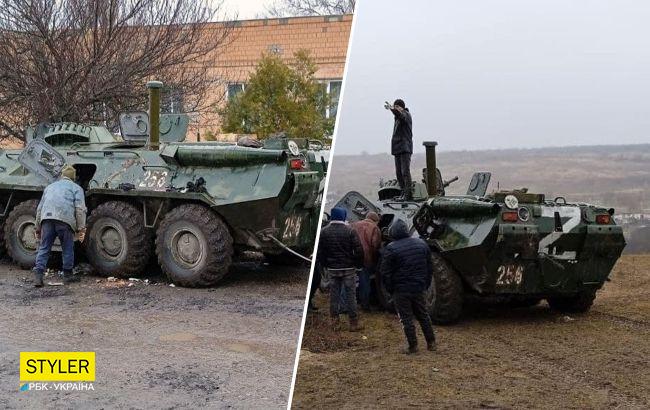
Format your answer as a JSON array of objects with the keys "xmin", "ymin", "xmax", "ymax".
[{"xmin": 185, "ymin": 14, "xmax": 352, "ymax": 140}]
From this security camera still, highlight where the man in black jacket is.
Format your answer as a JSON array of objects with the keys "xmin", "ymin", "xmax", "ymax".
[
  {"xmin": 317, "ymin": 207, "xmax": 364, "ymax": 331},
  {"xmin": 386, "ymin": 98, "xmax": 413, "ymax": 201},
  {"xmin": 381, "ymin": 219, "xmax": 436, "ymax": 353}
]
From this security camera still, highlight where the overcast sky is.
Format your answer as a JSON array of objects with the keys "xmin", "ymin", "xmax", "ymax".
[
  {"xmin": 335, "ymin": 0, "xmax": 650, "ymax": 155},
  {"xmin": 220, "ymin": 0, "xmax": 269, "ymax": 19}
]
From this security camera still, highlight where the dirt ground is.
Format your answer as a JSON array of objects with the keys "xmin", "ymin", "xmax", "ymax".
[
  {"xmin": 292, "ymin": 254, "xmax": 650, "ymax": 409},
  {"xmin": 0, "ymin": 259, "xmax": 309, "ymax": 409}
]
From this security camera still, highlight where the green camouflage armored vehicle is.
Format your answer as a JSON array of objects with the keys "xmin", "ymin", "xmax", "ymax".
[
  {"xmin": 0, "ymin": 82, "xmax": 327, "ymax": 287},
  {"xmin": 335, "ymin": 141, "xmax": 625, "ymax": 324}
]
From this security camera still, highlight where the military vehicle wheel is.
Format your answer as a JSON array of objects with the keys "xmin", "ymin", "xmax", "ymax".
[
  {"xmin": 429, "ymin": 253, "xmax": 463, "ymax": 325},
  {"xmin": 547, "ymin": 290, "xmax": 596, "ymax": 313},
  {"xmin": 0, "ymin": 221, "xmax": 6, "ymax": 258},
  {"xmin": 4, "ymin": 200, "xmax": 40, "ymax": 269},
  {"xmin": 85, "ymin": 201, "xmax": 152, "ymax": 278},
  {"xmin": 156, "ymin": 204, "xmax": 233, "ymax": 287}
]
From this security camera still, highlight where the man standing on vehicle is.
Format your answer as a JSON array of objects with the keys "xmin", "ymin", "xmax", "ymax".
[
  {"xmin": 381, "ymin": 218, "xmax": 436, "ymax": 354},
  {"xmin": 352, "ymin": 211, "xmax": 382, "ymax": 311},
  {"xmin": 385, "ymin": 98, "xmax": 413, "ymax": 201},
  {"xmin": 317, "ymin": 207, "xmax": 364, "ymax": 331},
  {"xmin": 33, "ymin": 165, "xmax": 87, "ymax": 287}
]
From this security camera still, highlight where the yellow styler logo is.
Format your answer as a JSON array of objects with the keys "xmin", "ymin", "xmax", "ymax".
[{"xmin": 19, "ymin": 352, "xmax": 95, "ymax": 391}]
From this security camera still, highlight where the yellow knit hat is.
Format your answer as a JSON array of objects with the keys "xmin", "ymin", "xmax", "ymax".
[{"xmin": 61, "ymin": 164, "xmax": 76, "ymax": 180}]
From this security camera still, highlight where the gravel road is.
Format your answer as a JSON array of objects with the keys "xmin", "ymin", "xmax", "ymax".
[{"xmin": 0, "ymin": 260, "xmax": 308, "ymax": 409}]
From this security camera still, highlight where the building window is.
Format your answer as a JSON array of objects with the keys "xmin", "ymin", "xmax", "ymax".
[
  {"xmin": 323, "ymin": 79, "xmax": 342, "ymax": 118},
  {"xmin": 227, "ymin": 83, "xmax": 245, "ymax": 101},
  {"xmin": 328, "ymin": 80, "xmax": 342, "ymax": 118}
]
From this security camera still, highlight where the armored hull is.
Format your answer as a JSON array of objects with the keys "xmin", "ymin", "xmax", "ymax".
[
  {"xmin": 334, "ymin": 142, "xmax": 625, "ymax": 324},
  {"xmin": 0, "ymin": 85, "xmax": 328, "ymax": 287}
]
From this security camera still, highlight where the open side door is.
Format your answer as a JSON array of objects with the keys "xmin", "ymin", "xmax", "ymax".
[
  {"xmin": 334, "ymin": 191, "xmax": 381, "ymax": 223},
  {"xmin": 467, "ymin": 172, "xmax": 491, "ymax": 197},
  {"xmin": 119, "ymin": 112, "xmax": 189, "ymax": 143},
  {"xmin": 18, "ymin": 139, "xmax": 66, "ymax": 183}
]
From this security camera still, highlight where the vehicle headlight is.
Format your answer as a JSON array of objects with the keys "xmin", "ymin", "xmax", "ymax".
[{"xmin": 518, "ymin": 206, "xmax": 530, "ymax": 222}]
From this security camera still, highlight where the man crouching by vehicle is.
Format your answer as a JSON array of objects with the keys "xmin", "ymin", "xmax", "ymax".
[
  {"xmin": 317, "ymin": 207, "xmax": 364, "ymax": 331},
  {"xmin": 381, "ymin": 219, "xmax": 436, "ymax": 354},
  {"xmin": 33, "ymin": 165, "xmax": 87, "ymax": 287}
]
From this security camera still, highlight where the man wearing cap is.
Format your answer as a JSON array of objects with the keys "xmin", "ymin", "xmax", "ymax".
[
  {"xmin": 33, "ymin": 165, "xmax": 87, "ymax": 287},
  {"xmin": 317, "ymin": 207, "xmax": 365, "ymax": 331},
  {"xmin": 352, "ymin": 211, "xmax": 382, "ymax": 311},
  {"xmin": 386, "ymin": 98, "xmax": 414, "ymax": 201},
  {"xmin": 381, "ymin": 218, "xmax": 436, "ymax": 354}
]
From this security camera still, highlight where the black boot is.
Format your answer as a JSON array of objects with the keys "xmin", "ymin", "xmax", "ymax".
[
  {"xmin": 402, "ymin": 326, "xmax": 418, "ymax": 354},
  {"xmin": 62, "ymin": 270, "xmax": 79, "ymax": 283},
  {"xmin": 402, "ymin": 344, "xmax": 418, "ymax": 354},
  {"xmin": 33, "ymin": 271, "xmax": 44, "ymax": 288},
  {"xmin": 422, "ymin": 322, "xmax": 436, "ymax": 352}
]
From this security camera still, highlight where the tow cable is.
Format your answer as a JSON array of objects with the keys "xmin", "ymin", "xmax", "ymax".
[{"xmin": 267, "ymin": 235, "xmax": 313, "ymax": 263}]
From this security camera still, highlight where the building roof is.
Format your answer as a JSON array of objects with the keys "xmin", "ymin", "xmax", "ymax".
[{"xmin": 208, "ymin": 14, "xmax": 352, "ymax": 80}]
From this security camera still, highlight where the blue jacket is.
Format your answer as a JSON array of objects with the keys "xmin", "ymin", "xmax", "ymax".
[
  {"xmin": 36, "ymin": 177, "xmax": 86, "ymax": 231},
  {"xmin": 381, "ymin": 219, "xmax": 432, "ymax": 294}
]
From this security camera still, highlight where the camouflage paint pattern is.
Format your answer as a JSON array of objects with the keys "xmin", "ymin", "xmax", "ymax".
[
  {"xmin": 0, "ymin": 123, "xmax": 328, "ymax": 262},
  {"xmin": 335, "ymin": 145, "xmax": 625, "ymax": 298}
]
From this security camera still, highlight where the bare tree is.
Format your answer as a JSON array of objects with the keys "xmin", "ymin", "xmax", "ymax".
[
  {"xmin": 0, "ymin": 0, "xmax": 234, "ymax": 141},
  {"xmin": 265, "ymin": 0, "xmax": 355, "ymax": 17}
]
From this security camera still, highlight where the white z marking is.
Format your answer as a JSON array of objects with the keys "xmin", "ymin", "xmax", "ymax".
[{"xmin": 538, "ymin": 206, "xmax": 581, "ymax": 253}]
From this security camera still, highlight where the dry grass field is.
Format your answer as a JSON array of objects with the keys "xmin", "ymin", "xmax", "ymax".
[
  {"xmin": 293, "ymin": 254, "xmax": 650, "ymax": 409},
  {"xmin": 327, "ymin": 144, "xmax": 650, "ymax": 213}
]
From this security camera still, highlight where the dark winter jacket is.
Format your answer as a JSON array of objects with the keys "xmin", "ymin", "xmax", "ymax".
[
  {"xmin": 381, "ymin": 219, "xmax": 433, "ymax": 294},
  {"xmin": 317, "ymin": 221, "xmax": 364, "ymax": 270},
  {"xmin": 390, "ymin": 107, "xmax": 413, "ymax": 155}
]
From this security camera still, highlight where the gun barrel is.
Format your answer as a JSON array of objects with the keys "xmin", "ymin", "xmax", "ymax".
[
  {"xmin": 443, "ymin": 176, "xmax": 459, "ymax": 188},
  {"xmin": 429, "ymin": 197, "xmax": 500, "ymax": 217}
]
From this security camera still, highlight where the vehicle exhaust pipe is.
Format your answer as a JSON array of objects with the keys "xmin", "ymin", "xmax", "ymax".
[
  {"xmin": 423, "ymin": 141, "xmax": 438, "ymax": 197},
  {"xmin": 147, "ymin": 80, "xmax": 163, "ymax": 150}
]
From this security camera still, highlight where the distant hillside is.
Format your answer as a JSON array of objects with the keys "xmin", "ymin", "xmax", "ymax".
[{"xmin": 327, "ymin": 144, "xmax": 650, "ymax": 213}]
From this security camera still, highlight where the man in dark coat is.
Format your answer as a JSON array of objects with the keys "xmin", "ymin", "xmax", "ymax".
[
  {"xmin": 381, "ymin": 219, "xmax": 436, "ymax": 353},
  {"xmin": 386, "ymin": 98, "xmax": 413, "ymax": 200},
  {"xmin": 317, "ymin": 207, "xmax": 365, "ymax": 331}
]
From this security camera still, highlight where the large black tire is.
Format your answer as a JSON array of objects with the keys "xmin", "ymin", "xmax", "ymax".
[
  {"xmin": 155, "ymin": 204, "xmax": 233, "ymax": 287},
  {"xmin": 4, "ymin": 200, "xmax": 40, "ymax": 269},
  {"xmin": 0, "ymin": 219, "xmax": 6, "ymax": 258},
  {"xmin": 85, "ymin": 201, "xmax": 152, "ymax": 278},
  {"xmin": 429, "ymin": 253, "xmax": 464, "ymax": 325},
  {"xmin": 547, "ymin": 290, "xmax": 596, "ymax": 313}
]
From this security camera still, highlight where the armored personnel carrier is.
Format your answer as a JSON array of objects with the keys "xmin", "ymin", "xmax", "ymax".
[
  {"xmin": 335, "ymin": 141, "xmax": 625, "ymax": 324},
  {"xmin": 0, "ymin": 81, "xmax": 328, "ymax": 287}
]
